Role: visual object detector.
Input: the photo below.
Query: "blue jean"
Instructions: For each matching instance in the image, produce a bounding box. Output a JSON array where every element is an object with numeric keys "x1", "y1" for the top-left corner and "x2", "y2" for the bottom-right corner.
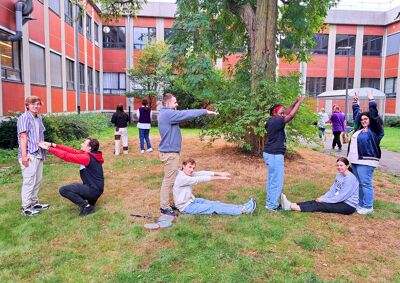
[
  {"x1": 182, "y1": 198, "x2": 243, "y2": 215},
  {"x1": 352, "y1": 164, "x2": 375, "y2": 209},
  {"x1": 263, "y1": 152, "x2": 284, "y2": 210},
  {"x1": 138, "y1": 128, "x2": 152, "y2": 150}
]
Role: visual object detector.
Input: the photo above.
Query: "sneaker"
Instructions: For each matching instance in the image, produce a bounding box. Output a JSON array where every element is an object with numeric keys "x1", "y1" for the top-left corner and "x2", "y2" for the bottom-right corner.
[
  {"x1": 79, "y1": 205, "x2": 95, "y2": 217},
  {"x1": 160, "y1": 207, "x2": 177, "y2": 217},
  {"x1": 146, "y1": 148, "x2": 153, "y2": 152},
  {"x1": 266, "y1": 205, "x2": 282, "y2": 212},
  {"x1": 140, "y1": 150, "x2": 145, "y2": 154},
  {"x1": 245, "y1": 198, "x2": 257, "y2": 215},
  {"x1": 280, "y1": 194, "x2": 292, "y2": 211},
  {"x1": 357, "y1": 207, "x2": 374, "y2": 215},
  {"x1": 32, "y1": 203, "x2": 50, "y2": 210},
  {"x1": 21, "y1": 207, "x2": 40, "y2": 216}
]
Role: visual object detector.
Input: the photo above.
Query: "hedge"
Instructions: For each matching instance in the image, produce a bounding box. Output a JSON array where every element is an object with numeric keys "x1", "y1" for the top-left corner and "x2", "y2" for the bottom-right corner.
[
  {"x1": 384, "y1": 116, "x2": 400, "y2": 128},
  {"x1": 0, "y1": 113, "x2": 111, "y2": 149}
]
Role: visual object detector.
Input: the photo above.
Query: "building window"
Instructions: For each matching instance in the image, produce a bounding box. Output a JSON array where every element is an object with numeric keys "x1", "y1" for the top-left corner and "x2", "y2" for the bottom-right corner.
[
  {"x1": 87, "y1": 67, "x2": 93, "y2": 92},
  {"x1": 386, "y1": 32, "x2": 400, "y2": 56},
  {"x1": 103, "y1": 26, "x2": 126, "y2": 49},
  {"x1": 311, "y1": 34, "x2": 329, "y2": 55},
  {"x1": 29, "y1": 43, "x2": 46, "y2": 85},
  {"x1": 362, "y1": 35, "x2": 382, "y2": 56},
  {"x1": 66, "y1": 58, "x2": 74, "y2": 90},
  {"x1": 79, "y1": 63, "x2": 85, "y2": 91},
  {"x1": 360, "y1": 78, "x2": 380, "y2": 89},
  {"x1": 306, "y1": 77, "x2": 326, "y2": 97},
  {"x1": 134, "y1": 27, "x2": 156, "y2": 50},
  {"x1": 64, "y1": 0, "x2": 73, "y2": 25},
  {"x1": 0, "y1": 31, "x2": 21, "y2": 81},
  {"x1": 333, "y1": 78, "x2": 354, "y2": 90},
  {"x1": 335, "y1": 35, "x2": 356, "y2": 56},
  {"x1": 95, "y1": 70, "x2": 100, "y2": 93},
  {"x1": 164, "y1": 28, "x2": 173, "y2": 41},
  {"x1": 86, "y1": 14, "x2": 92, "y2": 41},
  {"x1": 50, "y1": 52, "x2": 62, "y2": 87},
  {"x1": 78, "y1": 7, "x2": 83, "y2": 34},
  {"x1": 103, "y1": 72, "x2": 126, "y2": 94},
  {"x1": 94, "y1": 22, "x2": 99, "y2": 44},
  {"x1": 49, "y1": 0, "x2": 60, "y2": 15},
  {"x1": 385, "y1": 77, "x2": 397, "y2": 98}
]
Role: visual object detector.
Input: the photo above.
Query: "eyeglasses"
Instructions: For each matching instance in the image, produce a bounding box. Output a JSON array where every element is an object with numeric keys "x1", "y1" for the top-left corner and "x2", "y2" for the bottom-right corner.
[{"x1": 360, "y1": 118, "x2": 369, "y2": 121}]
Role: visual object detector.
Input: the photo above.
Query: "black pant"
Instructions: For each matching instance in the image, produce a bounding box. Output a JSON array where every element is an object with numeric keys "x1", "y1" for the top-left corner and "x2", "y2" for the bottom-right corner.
[
  {"x1": 59, "y1": 183, "x2": 103, "y2": 208},
  {"x1": 298, "y1": 201, "x2": 356, "y2": 215},
  {"x1": 332, "y1": 131, "x2": 342, "y2": 149}
]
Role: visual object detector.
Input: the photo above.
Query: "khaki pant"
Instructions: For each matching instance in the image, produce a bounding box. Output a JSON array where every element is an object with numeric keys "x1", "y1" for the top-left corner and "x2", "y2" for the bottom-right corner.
[
  {"x1": 159, "y1": 152, "x2": 180, "y2": 209},
  {"x1": 19, "y1": 155, "x2": 43, "y2": 209}
]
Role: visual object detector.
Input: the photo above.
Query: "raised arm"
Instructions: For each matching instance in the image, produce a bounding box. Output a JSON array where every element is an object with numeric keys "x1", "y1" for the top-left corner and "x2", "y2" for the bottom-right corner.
[
  {"x1": 284, "y1": 96, "x2": 306, "y2": 123},
  {"x1": 367, "y1": 90, "x2": 384, "y2": 139},
  {"x1": 284, "y1": 97, "x2": 300, "y2": 116}
]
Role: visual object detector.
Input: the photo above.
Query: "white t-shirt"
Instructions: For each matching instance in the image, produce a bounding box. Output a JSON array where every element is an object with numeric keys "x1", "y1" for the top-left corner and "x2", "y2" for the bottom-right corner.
[{"x1": 348, "y1": 130, "x2": 379, "y2": 167}]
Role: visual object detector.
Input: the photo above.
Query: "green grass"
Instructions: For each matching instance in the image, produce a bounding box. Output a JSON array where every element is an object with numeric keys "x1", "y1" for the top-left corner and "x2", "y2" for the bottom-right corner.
[{"x1": 381, "y1": 127, "x2": 400, "y2": 152}]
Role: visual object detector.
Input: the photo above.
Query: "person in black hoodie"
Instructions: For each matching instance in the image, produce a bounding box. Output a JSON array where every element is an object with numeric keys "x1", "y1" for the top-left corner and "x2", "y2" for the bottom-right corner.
[
  {"x1": 111, "y1": 104, "x2": 129, "y2": 155},
  {"x1": 39, "y1": 138, "x2": 104, "y2": 216}
]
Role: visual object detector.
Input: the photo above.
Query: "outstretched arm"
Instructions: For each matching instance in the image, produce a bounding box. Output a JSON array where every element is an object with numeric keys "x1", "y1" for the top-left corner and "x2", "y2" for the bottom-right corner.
[
  {"x1": 284, "y1": 97, "x2": 300, "y2": 116},
  {"x1": 39, "y1": 142, "x2": 90, "y2": 166},
  {"x1": 284, "y1": 96, "x2": 306, "y2": 123}
]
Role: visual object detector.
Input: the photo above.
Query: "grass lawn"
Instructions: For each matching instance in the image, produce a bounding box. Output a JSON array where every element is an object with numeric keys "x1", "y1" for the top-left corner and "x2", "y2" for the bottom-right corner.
[
  {"x1": 1, "y1": 126, "x2": 400, "y2": 282},
  {"x1": 381, "y1": 127, "x2": 400, "y2": 152}
]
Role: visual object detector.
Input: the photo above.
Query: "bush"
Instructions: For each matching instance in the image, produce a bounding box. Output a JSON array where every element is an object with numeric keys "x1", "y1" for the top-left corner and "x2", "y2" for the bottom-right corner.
[
  {"x1": 384, "y1": 116, "x2": 400, "y2": 127},
  {"x1": 0, "y1": 113, "x2": 111, "y2": 149}
]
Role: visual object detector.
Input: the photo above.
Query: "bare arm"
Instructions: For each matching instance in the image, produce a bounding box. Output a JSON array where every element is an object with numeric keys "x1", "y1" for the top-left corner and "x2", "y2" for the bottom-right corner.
[
  {"x1": 20, "y1": 132, "x2": 29, "y2": 167},
  {"x1": 284, "y1": 96, "x2": 306, "y2": 123},
  {"x1": 284, "y1": 97, "x2": 300, "y2": 116}
]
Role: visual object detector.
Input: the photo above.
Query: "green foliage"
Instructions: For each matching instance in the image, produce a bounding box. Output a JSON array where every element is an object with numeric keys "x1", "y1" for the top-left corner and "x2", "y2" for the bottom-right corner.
[
  {"x1": 0, "y1": 113, "x2": 111, "y2": 150},
  {"x1": 126, "y1": 41, "x2": 173, "y2": 109},
  {"x1": 384, "y1": 116, "x2": 400, "y2": 127}
]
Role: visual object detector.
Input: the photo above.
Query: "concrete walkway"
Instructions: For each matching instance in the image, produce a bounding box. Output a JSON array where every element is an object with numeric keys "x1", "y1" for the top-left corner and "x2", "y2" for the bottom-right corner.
[{"x1": 322, "y1": 136, "x2": 400, "y2": 176}]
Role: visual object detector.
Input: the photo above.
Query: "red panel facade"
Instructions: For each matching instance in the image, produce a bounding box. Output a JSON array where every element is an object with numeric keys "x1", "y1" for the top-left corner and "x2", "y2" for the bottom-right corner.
[
  {"x1": 361, "y1": 57, "x2": 382, "y2": 78},
  {"x1": 29, "y1": 0, "x2": 45, "y2": 44},
  {"x1": 164, "y1": 18, "x2": 175, "y2": 29},
  {"x1": 80, "y1": 93, "x2": 87, "y2": 111},
  {"x1": 88, "y1": 93, "x2": 94, "y2": 110},
  {"x1": 0, "y1": 1, "x2": 16, "y2": 30},
  {"x1": 30, "y1": 85, "x2": 47, "y2": 113},
  {"x1": 385, "y1": 55, "x2": 399, "y2": 78},
  {"x1": 133, "y1": 17, "x2": 156, "y2": 27},
  {"x1": 385, "y1": 99, "x2": 396, "y2": 114},
  {"x1": 336, "y1": 25, "x2": 357, "y2": 35},
  {"x1": 387, "y1": 22, "x2": 400, "y2": 35},
  {"x1": 334, "y1": 56, "x2": 355, "y2": 78},
  {"x1": 49, "y1": 11, "x2": 61, "y2": 52},
  {"x1": 87, "y1": 41, "x2": 93, "y2": 67},
  {"x1": 67, "y1": 91, "x2": 76, "y2": 112},
  {"x1": 96, "y1": 95, "x2": 101, "y2": 110},
  {"x1": 103, "y1": 50, "x2": 126, "y2": 72},
  {"x1": 307, "y1": 55, "x2": 328, "y2": 77},
  {"x1": 64, "y1": 22, "x2": 75, "y2": 59},
  {"x1": 279, "y1": 60, "x2": 300, "y2": 76},
  {"x1": 2, "y1": 82, "x2": 25, "y2": 114},
  {"x1": 103, "y1": 95, "x2": 126, "y2": 110},
  {"x1": 51, "y1": 88, "x2": 63, "y2": 112},
  {"x1": 364, "y1": 26, "x2": 384, "y2": 36}
]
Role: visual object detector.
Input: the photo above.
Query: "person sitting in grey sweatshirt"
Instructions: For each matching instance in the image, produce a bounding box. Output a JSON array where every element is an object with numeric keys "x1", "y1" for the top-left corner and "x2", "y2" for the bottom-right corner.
[
  {"x1": 173, "y1": 159, "x2": 256, "y2": 215},
  {"x1": 280, "y1": 157, "x2": 359, "y2": 215}
]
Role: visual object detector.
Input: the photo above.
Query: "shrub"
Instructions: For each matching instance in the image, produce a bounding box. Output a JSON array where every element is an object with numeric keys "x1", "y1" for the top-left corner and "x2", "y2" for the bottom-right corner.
[
  {"x1": 384, "y1": 116, "x2": 400, "y2": 127},
  {"x1": 0, "y1": 113, "x2": 111, "y2": 149}
]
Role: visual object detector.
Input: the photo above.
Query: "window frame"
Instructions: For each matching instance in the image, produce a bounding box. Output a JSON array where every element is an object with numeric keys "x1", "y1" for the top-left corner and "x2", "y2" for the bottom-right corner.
[
  {"x1": 311, "y1": 34, "x2": 329, "y2": 55},
  {"x1": 86, "y1": 14, "x2": 92, "y2": 41},
  {"x1": 103, "y1": 72, "x2": 126, "y2": 94},
  {"x1": 0, "y1": 30, "x2": 22, "y2": 82},
  {"x1": 384, "y1": 77, "x2": 397, "y2": 98},
  {"x1": 133, "y1": 27, "x2": 156, "y2": 50},
  {"x1": 66, "y1": 58, "x2": 75, "y2": 90},
  {"x1": 29, "y1": 43, "x2": 46, "y2": 86},
  {"x1": 50, "y1": 52, "x2": 62, "y2": 87},
  {"x1": 87, "y1": 66, "x2": 93, "y2": 93},
  {"x1": 49, "y1": 0, "x2": 61, "y2": 15},
  {"x1": 64, "y1": 0, "x2": 73, "y2": 25},
  {"x1": 335, "y1": 34, "x2": 356, "y2": 56},
  {"x1": 94, "y1": 22, "x2": 99, "y2": 44},
  {"x1": 386, "y1": 32, "x2": 400, "y2": 56},
  {"x1": 360, "y1": 78, "x2": 380, "y2": 89},
  {"x1": 103, "y1": 26, "x2": 126, "y2": 49},
  {"x1": 78, "y1": 7, "x2": 84, "y2": 34},
  {"x1": 362, "y1": 35, "x2": 382, "y2": 56},
  {"x1": 333, "y1": 78, "x2": 354, "y2": 90},
  {"x1": 306, "y1": 77, "x2": 326, "y2": 97},
  {"x1": 79, "y1": 63, "x2": 85, "y2": 91},
  {"x1": 95, "y1": 70, "x2": 100, "y2": 93}
]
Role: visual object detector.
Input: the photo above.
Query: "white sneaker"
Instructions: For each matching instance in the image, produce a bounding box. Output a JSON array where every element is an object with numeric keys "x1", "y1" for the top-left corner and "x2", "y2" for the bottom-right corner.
[
  {"x1": 146, "y1": 148, "x2": 153, "y2": 152},
  {"x1": 140, "y1": 150, "x2": 145, "y2": 154},
  {"x1": 21, "y1": 207, "x2": 40, "y2": 216},
  {"x1": 357, "y1": 207, "x2": 374, "y2": 215},
  {"x1": 280, "y1": 193, "x2": 292, "y2": 211}
]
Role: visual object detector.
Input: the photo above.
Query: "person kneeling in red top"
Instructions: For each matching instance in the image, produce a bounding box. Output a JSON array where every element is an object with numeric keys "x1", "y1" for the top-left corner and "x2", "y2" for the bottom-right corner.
[{"x1": 39, "y1": 138, "x2": 104, "y2": 217}]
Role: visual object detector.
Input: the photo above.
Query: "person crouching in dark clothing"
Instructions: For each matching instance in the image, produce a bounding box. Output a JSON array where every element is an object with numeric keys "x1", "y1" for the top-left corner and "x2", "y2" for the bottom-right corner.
[{"x1": 39, "y1": 138, "x2": 104, "y2": 216}]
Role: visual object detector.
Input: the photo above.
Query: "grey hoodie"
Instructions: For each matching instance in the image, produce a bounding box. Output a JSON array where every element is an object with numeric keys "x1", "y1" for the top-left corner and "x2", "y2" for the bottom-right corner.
[{"x1": 322, "y1": 172, "x2": 359, "y2": 208}]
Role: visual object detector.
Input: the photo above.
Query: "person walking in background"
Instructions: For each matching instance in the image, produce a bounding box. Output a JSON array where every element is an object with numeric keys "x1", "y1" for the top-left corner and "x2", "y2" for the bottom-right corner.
[
  {"x1": 330, "y1": 105, "x2": 346, "y2": 151},
  {"x1": 280, "y1": 157, "x2": 359, "y2": 215},
  {"x1": 136, "y1": 99, "x2": 153, "y2": 154},
  {"x1": 347, "y1": 90, "x2": 384, "y2": 215},
  {"x1": 317, "y1": 108, "x2": 329, "y2": 140},
  {"x1": 263, "y1": 96, "x2": 306, "y2": 211},
  {"x1": 158, "y1": 93, "x2": 218, "y2": 216},
  {"x1": 173, "y1": 159, "x2": 256, "y2": 215},
  {"x1": 17, "y1": 96, "x2": 50, "y2": 216},
  {"x1": 38, "y1": 138, "x2": 104, "y2": 217},
  {"x1": 111, "y1": 104, "x2": 129, "y2": 155}
]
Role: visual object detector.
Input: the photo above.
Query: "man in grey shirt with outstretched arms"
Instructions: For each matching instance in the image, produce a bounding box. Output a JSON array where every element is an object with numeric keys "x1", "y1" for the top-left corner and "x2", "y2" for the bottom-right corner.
[{"x1": 158, "y1": 93, "x2": 218, "y2": 216}]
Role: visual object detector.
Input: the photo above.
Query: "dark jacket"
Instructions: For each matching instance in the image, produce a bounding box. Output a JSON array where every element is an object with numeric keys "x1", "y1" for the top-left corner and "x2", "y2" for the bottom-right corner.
[
  {"x1": 347, "y1": 100, "x2": 384, "y2": 161},
  {"x1": 49, "y1": 144, "x2": 105, "y2": 191},
  {"x1": 111, "y1": 112, "x2": 129, "y2": 128},
  {"x1": 138, "y1": 107, "x2": 151, "y2": 124}
]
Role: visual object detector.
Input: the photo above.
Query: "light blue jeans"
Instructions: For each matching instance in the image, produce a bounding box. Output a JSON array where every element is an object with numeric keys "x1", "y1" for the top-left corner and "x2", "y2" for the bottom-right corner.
[
  {"x1": 182, "y1": 198, "x2": 243, "y2": 215},
  {"x1": 352, "y1": 164, "x2": 375, "y2": 209},
  {"x1": 138, "y1": 128, "x2": 152, "y2": 150},
  {"x1": 263, "y1": 152, "x2": 284, "y2": 210}
]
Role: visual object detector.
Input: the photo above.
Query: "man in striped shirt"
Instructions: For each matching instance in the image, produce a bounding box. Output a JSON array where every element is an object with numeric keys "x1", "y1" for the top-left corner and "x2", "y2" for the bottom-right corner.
[{"x1": 17, "y1": 96, "x2": 50, "y2": 216}]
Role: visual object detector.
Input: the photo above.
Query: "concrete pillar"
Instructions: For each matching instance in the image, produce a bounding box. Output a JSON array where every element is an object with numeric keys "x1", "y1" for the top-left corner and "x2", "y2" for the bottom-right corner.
[
  {"x1": 353, "y1": 26, "x2": 364, "y2": 89},
  {"x1": 156, "y1": 18, "x2": 164, "y2": 41},
  {"x1": 43, "y1": 0, "x2": 52, "y2": 113},
  {"x1": 60, "y1": 0, "x2": 67, "y2": 112},
  {"x1": 22, "y1": 17, "x2": 31, "y2": 98},
  {"x1": 326, "y1": 25, "x2": 336, "y2": 91},
  {"x1": 380, "y1": 28, "x2": 387, "y2": 92}
]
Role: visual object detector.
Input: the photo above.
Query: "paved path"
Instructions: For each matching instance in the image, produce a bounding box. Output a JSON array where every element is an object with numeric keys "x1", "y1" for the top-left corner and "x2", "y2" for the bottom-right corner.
[{"x1": 322, "y1": 135, "x2": 400, "y2": 176}]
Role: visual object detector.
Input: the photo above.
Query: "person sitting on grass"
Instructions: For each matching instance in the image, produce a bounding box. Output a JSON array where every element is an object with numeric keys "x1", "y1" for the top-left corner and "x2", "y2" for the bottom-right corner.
[
  {"x1": 280, "y1": 157, "x2": 359, "y2": 215},
  {"x1": 38, "y1": 138, "x2": 104, "y2": 217},
  {"x1": 173, "y1": 159, "x2": 256, "y2": 215}
]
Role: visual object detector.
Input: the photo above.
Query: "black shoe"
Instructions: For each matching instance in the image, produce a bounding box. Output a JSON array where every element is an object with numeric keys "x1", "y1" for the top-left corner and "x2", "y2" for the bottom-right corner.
[
  {"x1": 160, "y1": 207, "x2": 177, "y2": 217},
  {"x1": 80, "y1": 205, "x2": 95, "y2": 217}
]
